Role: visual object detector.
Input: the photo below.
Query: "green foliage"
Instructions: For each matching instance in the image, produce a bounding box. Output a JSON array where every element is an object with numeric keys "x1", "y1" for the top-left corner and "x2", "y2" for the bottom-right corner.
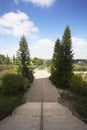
[
  {"x1": 50, "y1": 26, "x2": 73, "y2": 88},
  {"x1": 13, "y1": 55, "x2": 16, "y2": 65},
  {"x1": 3, "y1": 54, "x2": 10, "y2": 64},
  {"x1": 44, "y1": 60, "x2": 51, "y2": 68},
  {"x1": 1, "y1": 73, "x2": 25, "y2": 95},
  {"x1": 61, "y1": 25, "x2": 73, "y2": 88},
  {"x1": 0, "y1": 92, "x2": 24, "y2": 120},
  {"x1": 16, "y1": 35, "x2": 34, "y2": 82},
  {"x1": 0, "y1": 54, "x2": 5, "y2": 64},
  {"x1": 50, "y1": 39, "x2": 61, "y2": 84},
  {"x1": 70, "y1": 74, "x2": 87, "y2": 96},
  {"x1": 16, "y1": 35, "x2": 30, "y2": 66},
  {"x1": 31, "y1": 57, "x2": 44, "y2": 68},
  {"x1": 24, "y1": 77, "x2": 31, "y2": 90}
]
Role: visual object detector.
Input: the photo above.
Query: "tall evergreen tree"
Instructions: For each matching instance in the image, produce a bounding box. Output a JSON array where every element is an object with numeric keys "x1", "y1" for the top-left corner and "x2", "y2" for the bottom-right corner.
[
  {"x1": 61, "y1": 25, "x2": 73, "y2": 88},
  {"x1": 16, "y1": 35, "x2": 33, "y2": 82},
  {"x1": 13, "y1": 55, "x2": 16, "y2": 65},
  {"x1": 50, "y1": 39, "x2": 61, "y2": 84},
  {"x1": 50, "y1": 26, "x2": 73, "y2": 88},
  {"x1": 17, "y1": 35, "x2": 30, "y2": 66}
]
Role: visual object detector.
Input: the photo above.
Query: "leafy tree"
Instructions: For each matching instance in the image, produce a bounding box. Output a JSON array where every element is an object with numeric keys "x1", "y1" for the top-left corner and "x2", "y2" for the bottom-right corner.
[
  {"x1": 32, "y1": 57, "x2": 44, "y2": 67},
  {"x1": 16, "y1": 35, "x2": 33, "y2": 82}
]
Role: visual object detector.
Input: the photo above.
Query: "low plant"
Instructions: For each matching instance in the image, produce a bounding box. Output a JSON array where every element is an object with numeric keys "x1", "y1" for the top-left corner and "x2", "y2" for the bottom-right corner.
[
  {"x1": 0, "y1": 92, "x2": 24, "y2": 120},
  {"x1": 70, "y1": 74, "x2": 87, "y2": 96},
  {"x1": 1, "y1": 73, "x2": 25, "y2": 95}
]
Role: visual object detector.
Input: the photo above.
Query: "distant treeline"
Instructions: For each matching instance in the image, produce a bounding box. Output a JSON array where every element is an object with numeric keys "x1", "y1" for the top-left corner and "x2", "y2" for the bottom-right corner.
[{"x1": 74, "y1": 59, "x2": 87, "y2": 64}]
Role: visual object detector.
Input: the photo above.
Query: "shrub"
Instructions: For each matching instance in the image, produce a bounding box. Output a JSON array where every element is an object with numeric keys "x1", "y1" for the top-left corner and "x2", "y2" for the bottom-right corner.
[
  {"x1": 24, "y1": 77, "x2": 30, "y2": 90},
  {"x1": 1, "y1": 73, "x2": 25, "y2": 95},
  {"x1": 17, "y1": 65, "x2": 34, "y2": 83},
  {"x1": 70, "y1": 74, "x2": 87, "y2": 96},
  {"x1": 0, "y1": 93, "x2": 24, "y2": 120}
]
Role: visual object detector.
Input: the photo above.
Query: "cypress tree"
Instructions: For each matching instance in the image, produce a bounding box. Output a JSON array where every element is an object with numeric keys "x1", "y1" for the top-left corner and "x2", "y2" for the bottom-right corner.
[
  {"x1": 50, "y1": 26, "x2": 73, "y2": 88},
  {"x1": 61, "y1": 25, "x2": 73, "y2": 88},
  {"x1": 16, "y1": 35, "x2": 33, "y2": 82},
  {"x1": 50, "y1": 39, "x2": 61, "y2": 84},
  {"x1": 13, "y1": 55, "x2": 16, "y2": 65}
]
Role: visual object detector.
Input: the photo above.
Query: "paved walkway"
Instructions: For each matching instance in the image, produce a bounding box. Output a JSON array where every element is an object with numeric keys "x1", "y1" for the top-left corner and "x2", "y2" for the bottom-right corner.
[
  {"x1": 26, "y1": 70, "x2": 58, "y2": 102},
  {"x1": 0, "y1": 70, "x2": 87, "y2": 130}
]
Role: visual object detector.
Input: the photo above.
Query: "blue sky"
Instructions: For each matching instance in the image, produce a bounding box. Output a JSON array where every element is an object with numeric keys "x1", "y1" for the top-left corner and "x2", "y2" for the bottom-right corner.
[{"x1": 0, "y1": 0, "x2": 87, "y2": 59}]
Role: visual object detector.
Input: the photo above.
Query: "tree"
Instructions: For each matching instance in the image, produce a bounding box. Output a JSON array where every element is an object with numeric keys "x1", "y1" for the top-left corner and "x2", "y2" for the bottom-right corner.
[
  {"x1": 32, "y1": 57, "x2": 44, "y2": 67},
  {"x1": 50, "y1": 39, "x2": 61, "y2": 84},
  {"x1": 0, "y1": 54, "x2": 5, "y2": 64},
  {"x1": 16, "y1": 35, "x2": 33, "y2": 82},
  {"x1": 61, "y1": 25, "x2": 73, "y2": 88},
  {"x1": 13, "y1": 55, "x2": 16, "y2": 65},
  {"x1": 50, "y1": 26, "x2": 73, "y2": 88},
  {"x1": 4, "y1": 54, "x2": 10, "y2": 64},
  {"x1": 17, "y1": 35, "x2": 30, "y2": 66}
]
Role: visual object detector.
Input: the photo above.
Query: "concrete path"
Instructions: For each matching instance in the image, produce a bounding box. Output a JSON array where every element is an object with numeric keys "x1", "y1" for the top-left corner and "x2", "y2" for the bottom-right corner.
[
  {"x1": 0, "y1": 103, "x2": 41, "y2": 130},
  {"x1": 0, "y1": 70, "x2": 87, "y2": 130},
  {"x1": 43, "y1": 103, "x2": 87, "y2": 130},
  {"x1": 26, "y1": 70, "x2": 58, "y2": 102}
]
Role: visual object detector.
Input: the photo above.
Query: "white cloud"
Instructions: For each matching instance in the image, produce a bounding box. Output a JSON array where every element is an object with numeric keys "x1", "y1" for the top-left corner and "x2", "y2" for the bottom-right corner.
[
  {"x1": 0, "y1": 46, "x2": 18, "y2": 57},
  {"x1": 15, "y1": 0, "x2": 56, "y2": 7},
  {"x1": 72, "y1": 37, "x2": 87, "y2": 48},
  {"x1": 30, "y1": 38, "x2": 54, "y2": 58},
  {"x1": 72, "y1": 36, "x2": 87, "y2": 59},
  {"x1": 35, "y1": 38, "x2": 53, "y2": 46},
  {"x1": 0, "y1": 11, "x2": 39, "y2": 37}
]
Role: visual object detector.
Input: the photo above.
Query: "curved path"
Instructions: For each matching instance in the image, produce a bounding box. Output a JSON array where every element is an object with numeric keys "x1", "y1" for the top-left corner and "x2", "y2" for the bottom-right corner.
[{"x1": 0, "y1": 70, "x2": 87, "y2": 130}]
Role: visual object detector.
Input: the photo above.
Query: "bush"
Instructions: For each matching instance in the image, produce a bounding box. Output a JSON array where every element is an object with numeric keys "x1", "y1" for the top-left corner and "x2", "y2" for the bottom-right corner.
[
  {"x1": 70, "y1": 74, "x2": 87, "y2": 96},
  {"x1": 24, "y1": 77, "x2": 31, "y2": 90},
  {"x1": 0, "y1": 93, "x2": 24, "y2": 120},
  {"x1": 17, "y1": 65, "x2": 34, "y2": 83},
  {"x1": 1, "y1": 73, "x2": 25, "y2": 95},
  {"x1": 73, "y1": 97, "x2": 87, "y2": 123}
]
